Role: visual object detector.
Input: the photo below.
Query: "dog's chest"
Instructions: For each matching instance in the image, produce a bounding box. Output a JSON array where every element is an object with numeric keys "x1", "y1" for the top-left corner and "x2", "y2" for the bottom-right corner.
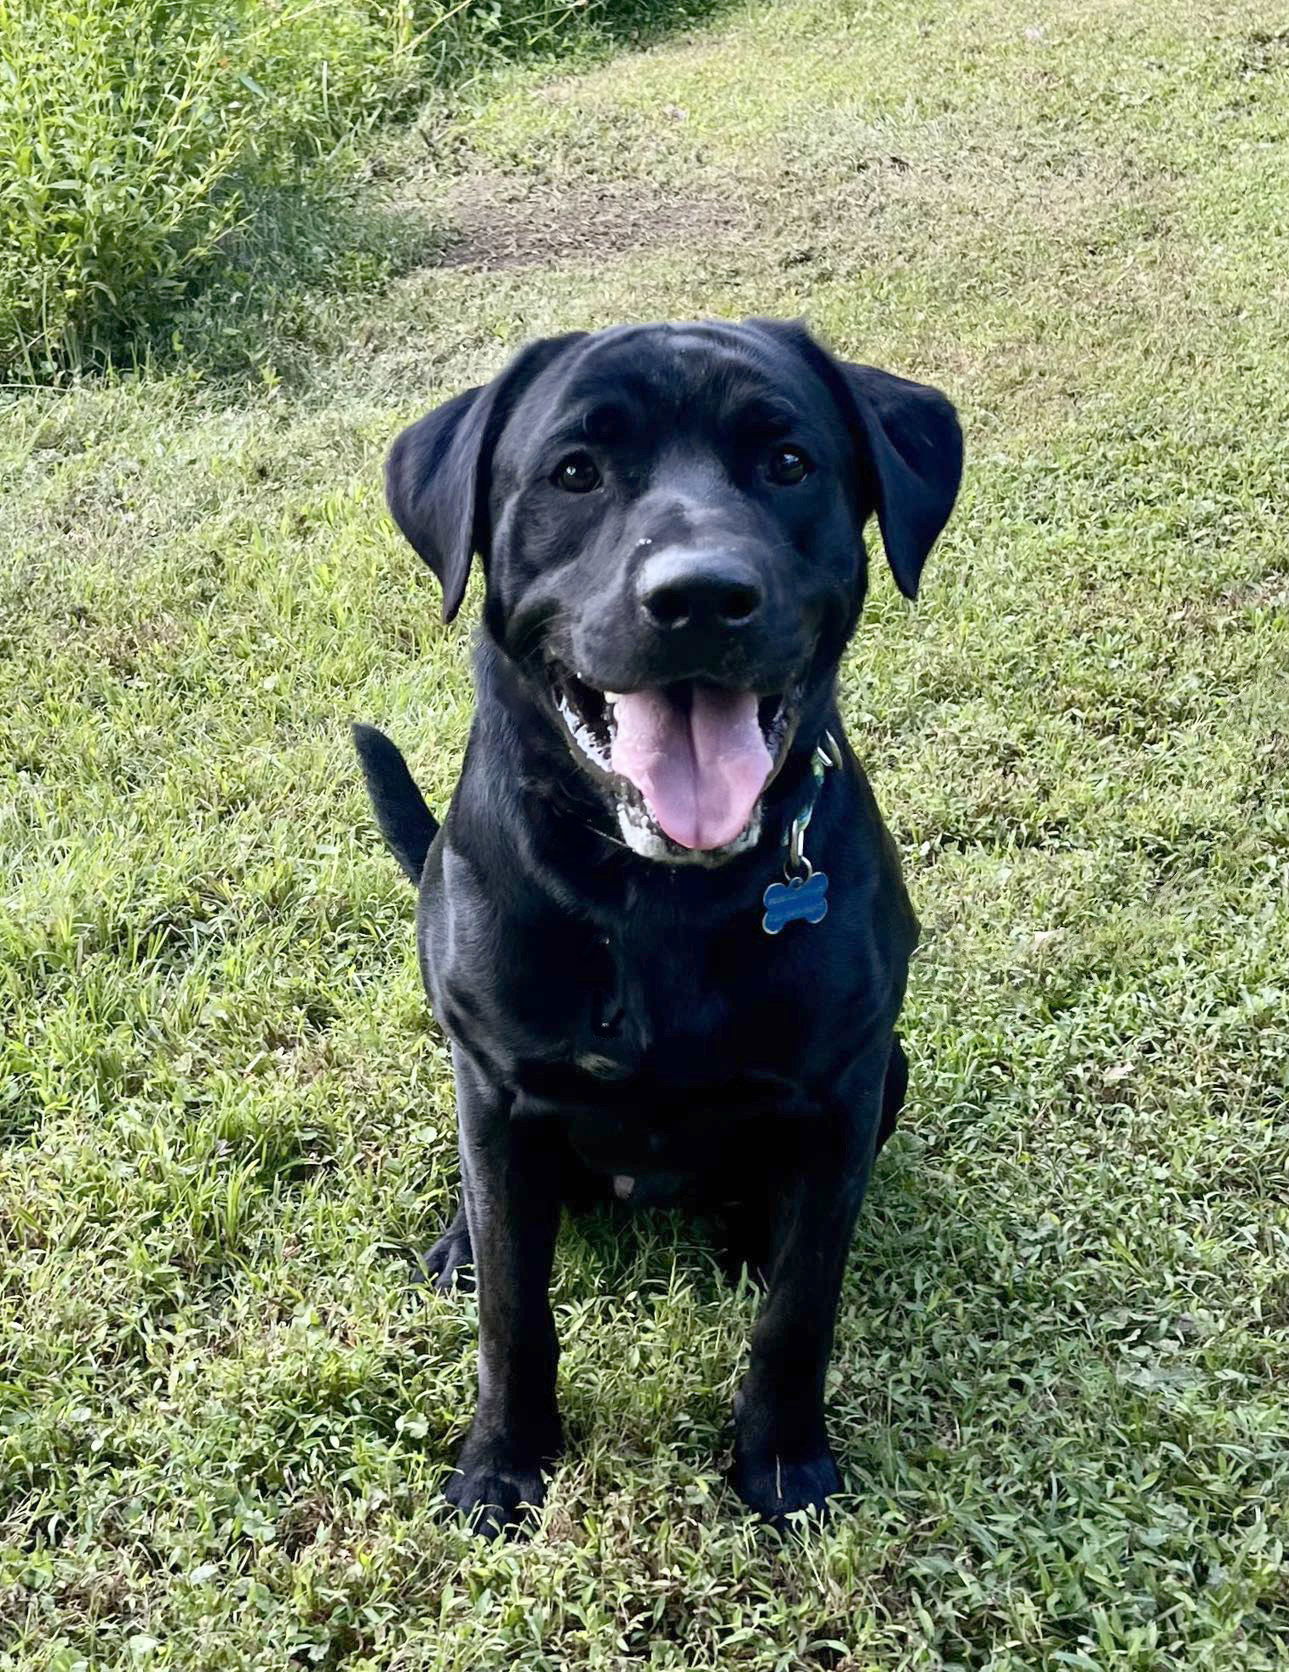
[
  {"x1": 575, "y1": 912, "x2": 798, "y2": 1077},
  {"x1": 430, "y1": 845, "x2": 883, "y2": 1099},
  {"x1": 507, "y1": 903, "x2": 831, "y2": 1115}
]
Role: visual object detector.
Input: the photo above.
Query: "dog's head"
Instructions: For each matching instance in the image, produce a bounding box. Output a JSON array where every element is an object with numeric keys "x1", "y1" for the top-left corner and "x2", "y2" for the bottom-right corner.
[{"x1": 386, "y1": 319, "x2": 962, "y2": 862}]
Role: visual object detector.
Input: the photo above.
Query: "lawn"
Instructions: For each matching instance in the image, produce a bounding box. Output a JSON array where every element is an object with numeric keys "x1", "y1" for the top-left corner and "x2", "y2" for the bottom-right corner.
[{"x1": 2, "y1": 0, "x2": 1288, "y2": 1666}]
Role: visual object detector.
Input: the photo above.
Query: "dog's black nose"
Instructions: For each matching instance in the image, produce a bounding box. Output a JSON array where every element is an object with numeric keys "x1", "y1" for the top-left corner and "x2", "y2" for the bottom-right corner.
[{"x1": 638, "y1": 550, "x2": 764, "y2": 631}]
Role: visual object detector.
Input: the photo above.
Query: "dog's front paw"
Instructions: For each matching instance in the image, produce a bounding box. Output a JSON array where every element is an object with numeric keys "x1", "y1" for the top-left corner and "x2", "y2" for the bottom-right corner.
[
  {"x1": 444, "y1": 1437, "x2": 550, "y2": 1538},
  {"x1": 731, "y1": 1444, "x2": 842, "y2": 1529}
]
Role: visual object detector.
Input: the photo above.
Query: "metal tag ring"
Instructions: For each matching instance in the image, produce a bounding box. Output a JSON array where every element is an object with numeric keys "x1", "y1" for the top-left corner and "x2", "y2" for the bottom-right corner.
[{"x1": 787, "y1": 816, "x2": 813, "y2": 880}]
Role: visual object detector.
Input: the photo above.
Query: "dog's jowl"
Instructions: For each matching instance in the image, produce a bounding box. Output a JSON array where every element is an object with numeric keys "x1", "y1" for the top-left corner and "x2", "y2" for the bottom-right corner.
[{"x1": 355, "y1": 319, "x2": 962, "y2": 1534}]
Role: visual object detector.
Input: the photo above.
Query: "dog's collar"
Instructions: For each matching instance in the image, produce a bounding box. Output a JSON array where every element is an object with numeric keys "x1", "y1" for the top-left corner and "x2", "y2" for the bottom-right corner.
[{"x1": 761, "y1": 731, "x2": 841, "y2": 934}]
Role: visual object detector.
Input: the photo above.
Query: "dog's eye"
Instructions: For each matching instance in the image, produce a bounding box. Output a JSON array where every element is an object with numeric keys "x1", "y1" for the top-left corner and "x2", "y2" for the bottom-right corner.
[
  {"x1": 765, "y1": 445, "x2": 813, "y2": 486},
  {"x1": 552, "y1": 452, "x2": 601, "y2": 493}
]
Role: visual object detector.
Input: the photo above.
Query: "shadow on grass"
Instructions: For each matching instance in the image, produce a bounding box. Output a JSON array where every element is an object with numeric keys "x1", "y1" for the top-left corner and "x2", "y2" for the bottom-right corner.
[
  {"x1": 144, "y1": 179, "x2": 444, "y2": 384},
  {"x1": 584, "y1": 0, "x2": 743, "y2": 49},
  {"x1": 554, "y1": 1134, "x2": 961, "y2": 1305},
  {"x1": 547, "y1": 1142, "x2": 975, "y2": 1474}
]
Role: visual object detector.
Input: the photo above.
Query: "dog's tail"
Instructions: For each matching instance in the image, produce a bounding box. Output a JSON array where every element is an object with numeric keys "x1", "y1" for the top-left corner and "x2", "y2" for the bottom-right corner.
[{"x1": 351, "y1": 723, "x2": 439, "y2": 884}]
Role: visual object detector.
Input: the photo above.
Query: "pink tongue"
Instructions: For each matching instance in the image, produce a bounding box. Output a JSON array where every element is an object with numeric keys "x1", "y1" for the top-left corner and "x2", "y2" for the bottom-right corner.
[{"x1": 609, "y1": 686, "x2": 773, "y2": 850}]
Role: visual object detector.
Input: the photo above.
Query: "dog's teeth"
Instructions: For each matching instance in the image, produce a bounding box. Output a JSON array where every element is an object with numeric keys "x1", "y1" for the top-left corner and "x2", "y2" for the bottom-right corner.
[{"x1": 604, "y1": 692, "x2": 621, "y2": 704}]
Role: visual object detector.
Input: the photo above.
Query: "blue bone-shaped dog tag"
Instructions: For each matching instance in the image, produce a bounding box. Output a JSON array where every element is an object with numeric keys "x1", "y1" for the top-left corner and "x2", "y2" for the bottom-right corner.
[{"x1": 762, "y1": 871, "x2": 829, "y2": 934}]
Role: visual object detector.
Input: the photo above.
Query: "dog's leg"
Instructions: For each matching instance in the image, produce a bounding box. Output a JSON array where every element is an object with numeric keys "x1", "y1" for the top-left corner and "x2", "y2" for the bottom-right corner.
[
  {"x1": 716, "y1": 1178, "x2": 775, "y2": 1288},
  {"x1": 730, "y1": 1039, "x2": 891, "y2": 1526},
  {"x1": 443, "y1": 1048, "x2": 562, "y2": 1537},
  {"x1": 722, "y1": 1036, "x2": 905, "y2": 1290},
  {"x1": 876, "y1": 1033, "x2": 908, "y2": 1154}
]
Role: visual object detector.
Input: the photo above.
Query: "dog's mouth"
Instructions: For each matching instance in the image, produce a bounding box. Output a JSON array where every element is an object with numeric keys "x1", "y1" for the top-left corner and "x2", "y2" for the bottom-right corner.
[{"x1": 552, "y1": 670, "x2": 797, "y2": 857}]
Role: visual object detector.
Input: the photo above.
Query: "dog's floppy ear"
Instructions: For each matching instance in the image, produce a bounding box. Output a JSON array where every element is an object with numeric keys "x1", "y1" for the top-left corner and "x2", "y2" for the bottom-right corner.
[
  {"x1": 748, "y1": 320, "x2": 963, "y2": 599},
  {"x1": 386, "y1": 384, "x2": 483, "y2": 622},
  {"x1": 836, "y1": 360, "x2": 963, "y2": 599},
  {"x1": 385, "y1": 333, "x2": 585, "y2": 622}
]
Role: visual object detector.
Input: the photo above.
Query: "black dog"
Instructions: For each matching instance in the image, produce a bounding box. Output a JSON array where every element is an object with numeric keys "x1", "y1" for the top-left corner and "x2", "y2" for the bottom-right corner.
[{"x1": 354, "y1": 319, "x2": 961, "y2": 1534}]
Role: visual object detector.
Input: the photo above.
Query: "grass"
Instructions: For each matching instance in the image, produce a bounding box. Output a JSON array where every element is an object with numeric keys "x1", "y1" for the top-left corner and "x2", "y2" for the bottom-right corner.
[
  {"x1": 2, "y1": 0, "x2": 1288, "y2": 1665},
  {"x1": 0, "y1": 0, "x2": 726, "y2": 382}
]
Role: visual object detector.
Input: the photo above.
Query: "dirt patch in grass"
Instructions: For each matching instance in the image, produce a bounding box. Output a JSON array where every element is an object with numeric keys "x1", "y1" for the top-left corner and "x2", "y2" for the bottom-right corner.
[
  {"x1": 1239, "y1": 29, "x2": 1289, "y2": 74},
  {"x1": 434, "y1": 170, "x2": 749, "y2": 270}
]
